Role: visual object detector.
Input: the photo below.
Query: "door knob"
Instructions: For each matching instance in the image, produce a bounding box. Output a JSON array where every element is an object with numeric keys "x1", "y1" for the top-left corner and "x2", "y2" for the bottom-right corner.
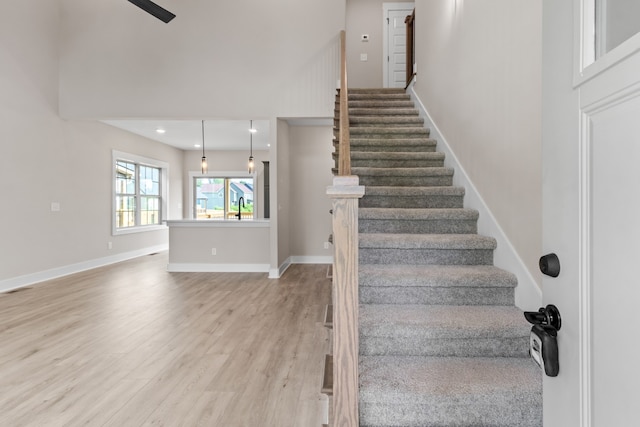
[{"x1": 539, "y1": 253, "x2": 560, "y2": 277}]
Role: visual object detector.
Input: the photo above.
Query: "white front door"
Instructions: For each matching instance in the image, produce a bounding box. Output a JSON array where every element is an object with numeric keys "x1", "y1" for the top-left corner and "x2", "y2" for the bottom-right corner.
[
  {"x1": 543, "y1": 0, "x2": 640, "y2": 425},
  {"x1": 383, "y1": 3, "x2": 414, "y2": 88}
]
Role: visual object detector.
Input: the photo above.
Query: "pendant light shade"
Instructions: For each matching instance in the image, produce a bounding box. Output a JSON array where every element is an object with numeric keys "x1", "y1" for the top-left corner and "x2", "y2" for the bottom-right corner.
[
  {"x1": 201, "y1": 120, "x2": 208, "y2": 174},
  {"x1": 248, "y1": 120, "x2": 255, "y2": 174}
]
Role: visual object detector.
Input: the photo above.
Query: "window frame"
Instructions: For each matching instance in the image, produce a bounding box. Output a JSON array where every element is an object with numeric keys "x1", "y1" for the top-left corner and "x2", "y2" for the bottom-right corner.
[
  {"x1": 112, "y1": 150, "x2": 169, "y2": 235},
  {"x1": 188, "y1": 171, "x2": 257, "y2": 220}
]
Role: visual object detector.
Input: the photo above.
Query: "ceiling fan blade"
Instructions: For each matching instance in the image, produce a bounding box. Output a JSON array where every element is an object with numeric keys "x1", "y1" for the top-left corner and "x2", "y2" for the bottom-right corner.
[{"x1": 127, "y1": 0, "x2": 176, "y2": 23}]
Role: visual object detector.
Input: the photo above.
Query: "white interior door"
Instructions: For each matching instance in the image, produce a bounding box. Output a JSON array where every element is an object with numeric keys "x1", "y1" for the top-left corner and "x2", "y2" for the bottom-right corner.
[
  {"x1": 383, "y1": 3, "x2": 414, "y2": 88},
  {"x1": 542, "y1": 0, "x2": 640, "y2": 425}
]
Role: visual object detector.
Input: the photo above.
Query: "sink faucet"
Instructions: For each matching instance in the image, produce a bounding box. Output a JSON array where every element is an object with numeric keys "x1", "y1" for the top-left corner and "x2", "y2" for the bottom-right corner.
[{"x1": 235, "y1": 197, "x2": 245, "y2": 220}]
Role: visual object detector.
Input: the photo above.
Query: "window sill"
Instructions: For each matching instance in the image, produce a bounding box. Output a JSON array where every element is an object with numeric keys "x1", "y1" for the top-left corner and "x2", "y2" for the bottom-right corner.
[{"x1": 113, "y1": 224, "x2": 168, "y2": 236}]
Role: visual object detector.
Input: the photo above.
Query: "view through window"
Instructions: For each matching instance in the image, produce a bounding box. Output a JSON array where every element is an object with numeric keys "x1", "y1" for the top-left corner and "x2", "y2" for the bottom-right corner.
[
  {"x1": 194, "y1": 177, "x2": 254, "y2": 220},
  {"x1": 115, "y1": 160, "x2": 162, "y2": 229}
]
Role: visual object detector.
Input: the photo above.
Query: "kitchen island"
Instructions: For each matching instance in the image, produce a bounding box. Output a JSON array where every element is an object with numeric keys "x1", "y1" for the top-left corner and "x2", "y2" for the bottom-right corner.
[{"x1": 166, "y1": 219, "x2": 271, "y2": 273}]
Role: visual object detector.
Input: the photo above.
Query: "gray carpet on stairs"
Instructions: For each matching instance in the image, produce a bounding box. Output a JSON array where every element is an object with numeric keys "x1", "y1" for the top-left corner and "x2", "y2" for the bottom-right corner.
[{"x1": 334, "y1": 88, "x2": 542, "y2": 426}]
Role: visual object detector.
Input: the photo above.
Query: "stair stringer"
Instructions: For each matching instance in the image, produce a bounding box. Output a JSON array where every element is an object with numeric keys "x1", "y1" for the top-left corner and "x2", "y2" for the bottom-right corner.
[{"x1": 408, "y1": 82, "x2": 542, "y2": 310}]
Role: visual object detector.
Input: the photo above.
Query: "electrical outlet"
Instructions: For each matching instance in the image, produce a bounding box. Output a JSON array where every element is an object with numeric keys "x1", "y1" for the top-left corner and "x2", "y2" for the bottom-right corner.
[
  {"x1": 211, "y1": 248, "x2": 217, "y2": 255},
  {"x1": 324, "y1": 242, "x2": 330, "y2": 250},
  {"x1": 108, "y1": 242, "x2": 112, "y2": 250}
]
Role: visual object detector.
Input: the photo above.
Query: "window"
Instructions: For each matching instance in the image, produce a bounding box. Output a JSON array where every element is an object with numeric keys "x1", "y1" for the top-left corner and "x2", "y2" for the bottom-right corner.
[
  {"x1": 192, "y1": 175, "x2": 254, "y2": 220},
  {"x1": 113, "y1": 151, "x2": 168, "y2": 234}
]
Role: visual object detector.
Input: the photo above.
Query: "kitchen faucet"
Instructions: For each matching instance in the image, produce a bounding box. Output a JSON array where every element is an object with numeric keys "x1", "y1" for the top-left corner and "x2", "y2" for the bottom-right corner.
[{"x1": 235, "y1": 197, "x2": 245, "y2": 220}]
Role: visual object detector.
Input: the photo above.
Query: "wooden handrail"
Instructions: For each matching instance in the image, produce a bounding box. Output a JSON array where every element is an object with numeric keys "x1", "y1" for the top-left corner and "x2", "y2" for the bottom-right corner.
[
  {"x1": 405, "y1": 10, "x2": 416, "y2": 88},
  {"x1": 338, "y1": 30, "x2": 351, "y2": 176},
  {"x1": 327, "y1": 30, "x2": 362, "y2": 427}
]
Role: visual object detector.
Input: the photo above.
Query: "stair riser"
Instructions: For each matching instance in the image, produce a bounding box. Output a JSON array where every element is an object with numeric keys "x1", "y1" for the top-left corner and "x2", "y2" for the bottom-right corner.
[
  {"x1": 349, "y1": 123, "x2": 424, "y2": 128},
  {"x1": 350, "y1": 159, "x2": 444, "y2": 168},
  {"x1": 359, "y1": 402, "x2": 542, "y2": 427},
  {"x1": 336, "y1": 143, "x2": 437, "y2": 153},
  {"x1": 345, "y1": 101, "x2": 415, "y2": 109},
  {"x1": 347, "y1": 94, "x2": 411, "y2": 101},
  {"x1": 359, "y1": 219, "x2": 477, "y2": 234},
  {"x1": 348, "y1": 130, "x2": 430, "y2": 138},
  {"x1": 348, "y1": 108, "x2": 419, "y2": 116},
  {"x1": 359, "y1": 248, "x2": 494, "y2": 265},
  {"x1": 359, "y1": 176, "x2": 453, "y2": 187},
  {"x1": 360, "y1": 336, "x2": 530, "y2": 358},
  {"x1": 359, "y1": 286, "x2": 514, "y2": 306},
  {"x1": 350, "y1": 119, "x2": 424, "y2": 126},
  {"x1": 359, "y1": 196, "x2": 464, "y2": 209},
  {"x1": 335, "y1": 119, "x2": 425, "y2": 128}
]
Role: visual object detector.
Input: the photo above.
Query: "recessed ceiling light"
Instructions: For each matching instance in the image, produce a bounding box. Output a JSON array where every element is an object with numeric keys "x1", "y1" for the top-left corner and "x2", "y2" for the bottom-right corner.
[
  {"x1": 156, "y1": 128, "x2": 166, "y2": 134},
  {"x1": 249, "y1": 128, "x2": 257, "y2": 133},
  {"x1": 194, "y1": 144, "x2": 201, "y2": 148}
]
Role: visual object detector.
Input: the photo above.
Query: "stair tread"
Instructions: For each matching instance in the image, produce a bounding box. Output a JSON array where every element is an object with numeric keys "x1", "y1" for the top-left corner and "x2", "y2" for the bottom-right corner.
[
  {"x1": 360, "y1": 233, "x2": 497, "y2": 250},
  {"x1": 360, "y1": 305, "x2": 529, "y2": 339},
  {"x1": 359, "y1": 356, "x2": 542, "y2": 426},
  {"x1": 360, "y1": 207, "x2": 478, "y2": 220},
  {"x1": 359, "y1": 264, "x2": 517, "y2": 288}
]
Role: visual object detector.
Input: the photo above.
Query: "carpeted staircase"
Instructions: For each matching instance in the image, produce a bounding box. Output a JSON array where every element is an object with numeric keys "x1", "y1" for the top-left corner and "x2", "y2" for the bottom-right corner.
[{"x1": 333, "y1": 88, "x2": 542, "y2": 426}]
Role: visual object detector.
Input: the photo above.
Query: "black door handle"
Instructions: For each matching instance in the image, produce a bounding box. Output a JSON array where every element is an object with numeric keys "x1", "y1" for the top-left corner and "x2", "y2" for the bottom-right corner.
[
  {"x1": 524, "y1": 305, "x2": 562, "y2": 377},
  {"x1": 524, "y1": 304, "x2": 562, "y2": 331}
]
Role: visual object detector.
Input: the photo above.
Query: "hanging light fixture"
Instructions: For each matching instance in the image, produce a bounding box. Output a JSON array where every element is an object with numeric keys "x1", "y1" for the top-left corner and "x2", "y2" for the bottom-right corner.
[
  {"x1": 201, "y1": 120, "x2": 208, "y2": 174},
  {"x1": 248, "y1": 120, "x2": 255, "y2": 174}
]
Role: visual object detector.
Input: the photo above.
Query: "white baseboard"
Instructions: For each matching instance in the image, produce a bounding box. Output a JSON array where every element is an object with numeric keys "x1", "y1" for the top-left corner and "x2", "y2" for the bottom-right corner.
[
  {"x1": 270, "y1": 257, "x2": 292, "y2": 279},
  {"x1": 268, "y1": 256, "x2": 333, "y2": 279},
  {"x1": 408, "y1": 84, "x2": 542, "y2": 310},
  {"x1": 168, "y1": 263, "x2": 270, "y2": 273},
  {"x1": 0, "y1": 244, "x2": 168, "y2": 294},
  {"x1": 290, "y1": 256, "x2": 333, "y2": 264}
]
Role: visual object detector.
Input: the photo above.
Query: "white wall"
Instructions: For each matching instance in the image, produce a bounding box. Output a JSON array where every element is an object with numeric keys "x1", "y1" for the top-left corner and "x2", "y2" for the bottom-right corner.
[
  {"x1": 346, "y1": 0, "x2": 387, "y2": 88},
  {"x1": 289, "y1": 126, "x2": 335, "y2": 261},
  {"x1": 59, "y1": 0, "x2": 346, "y2": 119},
  {"x1": 0, "y1": 0, "x2": 184, "y2": 289},
  {"x1": 413, "y1": 0, "x2": 543, "y2": 288},
  {"x1": 276, "y1": 120, "x2": 292, "y2": 271}
]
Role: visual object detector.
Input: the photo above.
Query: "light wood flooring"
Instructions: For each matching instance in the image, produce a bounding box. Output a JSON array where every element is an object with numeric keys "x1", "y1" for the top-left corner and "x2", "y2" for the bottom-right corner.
[{"x1": 0, "y1": 253, "x2": 332, "y2": 426}]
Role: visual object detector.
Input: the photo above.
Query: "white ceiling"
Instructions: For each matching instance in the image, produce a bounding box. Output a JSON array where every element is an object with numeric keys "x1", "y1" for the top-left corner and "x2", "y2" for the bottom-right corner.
[{"x1": 102, "y1": 119, "x2": 271, "y2": 151}]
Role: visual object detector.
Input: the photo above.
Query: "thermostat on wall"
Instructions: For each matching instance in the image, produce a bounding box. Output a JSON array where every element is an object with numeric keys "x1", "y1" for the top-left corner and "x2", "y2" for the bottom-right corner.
[{"x1": 361, "y1": 34, "x2": 369, "y2": 42}]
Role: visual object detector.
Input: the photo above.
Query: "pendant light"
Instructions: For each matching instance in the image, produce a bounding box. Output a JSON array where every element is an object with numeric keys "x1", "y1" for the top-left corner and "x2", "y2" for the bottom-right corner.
[
  {"x1": 201, "y1": 120, "x2": 208, "y2": 174},
  {"x1": 248, "y1": 120, "x2": 255, "y2": 174}
]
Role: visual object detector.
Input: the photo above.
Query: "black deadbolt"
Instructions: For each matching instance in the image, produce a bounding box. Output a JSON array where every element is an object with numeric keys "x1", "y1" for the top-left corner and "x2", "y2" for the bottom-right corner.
[{"x1": 539, "y1": 253, "x2": 560, "y2": 277}]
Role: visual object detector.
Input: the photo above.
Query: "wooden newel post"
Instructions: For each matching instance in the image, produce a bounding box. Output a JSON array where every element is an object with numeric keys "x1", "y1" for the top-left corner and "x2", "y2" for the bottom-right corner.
[{"x1": 327, "y1": 176, "x2": 365, "y2": 427}]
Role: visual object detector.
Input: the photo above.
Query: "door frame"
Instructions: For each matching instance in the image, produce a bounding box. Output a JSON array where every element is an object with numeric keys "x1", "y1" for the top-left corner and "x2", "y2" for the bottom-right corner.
[
  {"x1": 571, "y1": 1, "x2": 640, "y2": 425},
  {"x1": 382, "y1": 2, "x2": 415, "y2": 88}
]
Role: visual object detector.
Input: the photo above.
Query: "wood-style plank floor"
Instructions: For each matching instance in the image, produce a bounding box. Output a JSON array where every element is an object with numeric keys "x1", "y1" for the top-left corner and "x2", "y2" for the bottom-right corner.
[{"x1": 0, "y1": 253, "x2": 331, "y2": 426}]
